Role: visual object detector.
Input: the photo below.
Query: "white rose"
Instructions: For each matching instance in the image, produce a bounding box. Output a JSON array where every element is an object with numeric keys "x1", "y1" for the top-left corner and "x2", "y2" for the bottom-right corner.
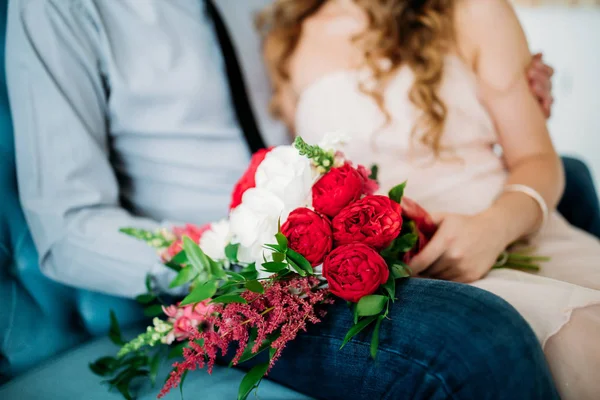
[
  {"x1": 199, "y1": 219, "x2": 230, "y2": 261},
  {"x1": 254, "y1": 146, "x2": 317, "y2": 215},
  {"x1": 229, "y1": 188, "x2": 284, "y2": 267}
]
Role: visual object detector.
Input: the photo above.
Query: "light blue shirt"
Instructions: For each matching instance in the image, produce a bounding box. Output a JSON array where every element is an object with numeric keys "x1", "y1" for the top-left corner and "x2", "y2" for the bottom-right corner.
[{"x1": 6, "y1": 0, "x2": 287, "y2": 297}]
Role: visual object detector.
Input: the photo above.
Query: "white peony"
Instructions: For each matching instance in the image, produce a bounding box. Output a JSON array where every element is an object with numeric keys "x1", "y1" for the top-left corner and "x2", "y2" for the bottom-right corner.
[
  {"x1": 228, "y1": 188, "x2": 284, "y2": 267},
  {"x1": 199, "y1": 219, "x2": 230, "y2": 261},
  {"x1": 254, "y1": 146, "x2": 317, "y2": 216}
]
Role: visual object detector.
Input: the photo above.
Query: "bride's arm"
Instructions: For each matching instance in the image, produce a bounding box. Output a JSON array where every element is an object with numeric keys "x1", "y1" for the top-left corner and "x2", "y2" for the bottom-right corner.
[
  {"x1": 410, "y1": 0, "x2": 563, "y2": 281},
  {"x1": 456, "y1": 0, "x2": 564, "y2": 242}
]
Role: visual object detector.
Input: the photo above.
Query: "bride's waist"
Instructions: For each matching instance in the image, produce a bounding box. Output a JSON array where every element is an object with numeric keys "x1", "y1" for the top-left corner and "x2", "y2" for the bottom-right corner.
[{"x1": 378, "y1": 157, "x2": 507, "y2": 215}]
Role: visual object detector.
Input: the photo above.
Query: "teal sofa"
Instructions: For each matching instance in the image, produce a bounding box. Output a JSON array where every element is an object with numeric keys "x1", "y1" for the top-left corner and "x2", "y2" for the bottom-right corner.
[{"x1": 1, "y1": 1, "x2": 598, "y2": 399}]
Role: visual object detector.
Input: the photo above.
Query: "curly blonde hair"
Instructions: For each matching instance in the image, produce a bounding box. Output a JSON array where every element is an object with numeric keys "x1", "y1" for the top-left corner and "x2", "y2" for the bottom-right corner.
[{"x1": 256, "y1": 0, "x2": 455, "y2": 155}]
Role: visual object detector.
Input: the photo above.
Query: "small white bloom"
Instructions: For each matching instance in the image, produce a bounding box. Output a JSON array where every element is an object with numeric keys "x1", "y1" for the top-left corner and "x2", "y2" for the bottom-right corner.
[
  {"x1": 318, "y1": 132, "x2": 351, "y2": 153},
  {"x1": 199, "y1": 219, "x2": 230, "y2": 261},
  {"x1": 254, "y1": 146, "x2": 317, "y2": 215},
  {"x1": 229, "y1": 188, "x2": 284, "y2": 267},
  {"x1": 161, "y1": 332, "x2": 176, "y2": 345}
]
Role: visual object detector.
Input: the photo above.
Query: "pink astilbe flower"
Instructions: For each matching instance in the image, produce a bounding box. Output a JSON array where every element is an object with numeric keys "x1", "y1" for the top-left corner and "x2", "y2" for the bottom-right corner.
[{"x1": 159, "y1": 276, "x2": 331, "y2": 398}]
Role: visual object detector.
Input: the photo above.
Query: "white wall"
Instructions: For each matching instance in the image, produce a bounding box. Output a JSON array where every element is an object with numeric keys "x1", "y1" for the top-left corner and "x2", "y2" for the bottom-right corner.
[{"x1": 516, "y1": 7, "x2": 600, "y2": 189}]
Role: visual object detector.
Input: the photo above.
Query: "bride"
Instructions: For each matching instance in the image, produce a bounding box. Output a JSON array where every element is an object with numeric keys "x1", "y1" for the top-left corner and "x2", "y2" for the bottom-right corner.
[{"x1": 257, "y1": 0, "x2": 600, "y2": 398}]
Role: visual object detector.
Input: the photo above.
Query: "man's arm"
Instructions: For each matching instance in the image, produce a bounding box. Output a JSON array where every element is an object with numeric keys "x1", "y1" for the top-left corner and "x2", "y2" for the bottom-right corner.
[{"x1": 6, "y1": 0, "x2": 172, "y2": 297}]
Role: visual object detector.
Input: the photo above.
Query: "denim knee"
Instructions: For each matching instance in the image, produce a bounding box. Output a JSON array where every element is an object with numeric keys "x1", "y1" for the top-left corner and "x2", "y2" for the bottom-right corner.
[{"x1": 382, "y1": 279, "x2": 559, "y2": 400}]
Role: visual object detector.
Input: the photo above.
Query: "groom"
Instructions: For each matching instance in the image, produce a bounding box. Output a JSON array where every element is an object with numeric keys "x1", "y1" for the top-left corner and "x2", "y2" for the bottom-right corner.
[{"x1": 6, "y1": 0, "x2": 559, "y2": 398}]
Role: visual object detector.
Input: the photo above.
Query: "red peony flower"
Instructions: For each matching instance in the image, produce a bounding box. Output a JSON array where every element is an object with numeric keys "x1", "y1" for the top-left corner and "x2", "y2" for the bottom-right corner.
[
  {"x1": 401, "y1": 197, "x2": 437, "y2": 239},
  {"x1": 357, "y1": 164, "x2": 379, "y2": 196},
  {"x1": 281, "y1": 208, "x2": 333, "y2": 266},
  {"x1": 323, "y1": 244, "x2": 389, "y2": 303},
  {"x1": 230, "y1": 147, "x2": 273, "y2": 210},
  {"x1": 400, "y1": 198, "x2": 438, "y2": 263},
  {"x1": 332, "y1": 195, "x2": 402, "y2": 250},
  {"x1": 312, "y1": 164, "x2": 363, "y2": 218}
]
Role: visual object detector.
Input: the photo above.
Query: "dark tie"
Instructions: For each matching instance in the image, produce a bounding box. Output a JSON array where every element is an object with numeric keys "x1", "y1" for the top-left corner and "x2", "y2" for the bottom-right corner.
[{"x1": 205, "y1": 0, "x2": 267, "y2": 154}]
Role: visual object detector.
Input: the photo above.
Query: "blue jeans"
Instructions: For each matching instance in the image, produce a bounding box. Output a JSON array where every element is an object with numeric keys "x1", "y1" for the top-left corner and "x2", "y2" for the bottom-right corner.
[{"x1": 238, "y1": 279, "x2": 558, "y2": 400}]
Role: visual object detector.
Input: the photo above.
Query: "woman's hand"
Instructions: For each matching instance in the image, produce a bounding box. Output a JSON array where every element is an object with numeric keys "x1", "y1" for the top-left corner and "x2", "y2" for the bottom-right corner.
[
  {"x1": 408, "y1": 212, "x2": 509, "y2": 283},
  {"x1": 527, "y1": 53, "x2": 554, "y2": 119}
]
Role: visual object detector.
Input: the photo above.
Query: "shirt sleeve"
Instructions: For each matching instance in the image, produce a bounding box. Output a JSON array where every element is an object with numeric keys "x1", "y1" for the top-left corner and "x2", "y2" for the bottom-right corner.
[{"x1": 6, "y1": 0, "x2": 174, "y2": 298}]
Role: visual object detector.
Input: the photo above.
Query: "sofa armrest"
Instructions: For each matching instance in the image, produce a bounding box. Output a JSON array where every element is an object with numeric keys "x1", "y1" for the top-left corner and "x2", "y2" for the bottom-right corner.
[{"x1": 558, "y1": 156, "x2": 600, "y2": 238}]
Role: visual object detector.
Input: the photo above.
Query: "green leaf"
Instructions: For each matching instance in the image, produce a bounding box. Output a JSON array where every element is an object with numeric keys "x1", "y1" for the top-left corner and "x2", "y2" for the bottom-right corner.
[
  {"x1": 219, "y1": 281, "x2": 245, "y2": 294},
  {"x1": 225, "y1": 243, "x2": 240, "y2": 263},
  {"x1": 115, "y1": 382, "x2": 134, "y2": 400},
  {"x1": 171, "y1": 250, "x2": 188, "y2": 265},
  {"x1": 149, "y1": 353, "x2": 161, "y2": 386},
  {"x1": 143, "y1": 304, "x2": 165, "y2": 317},
  {"x1": 396, "y1": 233, "x2": 419, "y2": 253},
  {"x1": 209, "y1": 258, "x2": 227, "y2": 279},
  {"x1": 340, "y1": 316, "x2": 377, "y2": 350},
  {"x1": 286, "y1": 258, "x2": 307, "y2": 277},
  {"x1": 118, "y1": 354, "x2": 149, "y2": 369},
  {"x1": 391, "y1": 263, "x2": 411, "y2": 279},
  {"x1": 211, "y1": 294, "x2": 247, "y2": 304},
  {"x1": 89, "y1": 356, "x2": 119, "y2": 376},
  {"x1": 164, "y1": 260, "x2": 183, "y2": 272},
  {"x1": 272, "y1": 252, "x2": 286, "y2": 263},
  {"x1": 110, "y1": 369, "x2": 149, "y2": 400},
  {"x1": 356, "y1": 295, "x2": 388, "y2": 317},
  {"x1": 381, "y1": 233, "x2": 419, "y2": 261},
  {"x1": 369, "y1": 164, "x2": 379, "y2": 181},
  {"x1": 109, "y1": 310, "x2": 124, "y2": 345},
  {"x1": 180, "y1": 281, "x2": 219, "y2": 306},
  {"x1": 388, "y1": 181, "x2": 407, "y2": 204},
  {"x1": 169, "y1": 266, "x2": 197, "y2": 289},
  {"x1": 263, "y1": 244, "x2": 282, "y2": 252},
  {"x1": 225, "y1": 271, "x2": 246, "y2": 282},
  {"x1": 135, "y1": 293, "x2": 156, "y2": 304},
  {"x1": 245, "y1": 280, "x2": 265, "y2": 294},
  {"x1": 168, "y1": 342, "x2": 188, "y2": 359},
  {"x1": 236, "y1": 332, "x2": 278, "y2": 365},
  {"x1": 370, "y1": 316, "x2": 384, "y2": 360},
  {"x1": 287, "y1": 249, "x2": 314, "y2": 275},
  {"x1": 145, "y1": 274, "x2": 153, "y2": 292},
  {"x1": 240, "y1": 263, "x2": 258, "y2": 281},
  {"x1": 180, "y1": 369, "x2": 188, "y2": 399},
  {"x1": 261, "y1": 261, "x2": 288, "y2": 273},
  {"x1": 238, "y1": 361, "x2": 269, "y2": 400},
  {"x1": 183, "y1": 236, "x2": 210, "y2": 275},
  {"x1": 233, "y1": 329, "x2": 258, "y2": 366},
  {"x1": 275, "y1": 232, "x2": 288, "y2": 251},
  {"x1": 382, "y1": 276, "x2": 396, "y2": 302}
]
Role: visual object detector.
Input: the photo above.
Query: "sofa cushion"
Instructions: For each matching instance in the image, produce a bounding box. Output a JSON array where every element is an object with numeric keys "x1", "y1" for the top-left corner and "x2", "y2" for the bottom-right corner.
[{"x1": 0, "y1": 328, "x2": 310, "y2": 400}]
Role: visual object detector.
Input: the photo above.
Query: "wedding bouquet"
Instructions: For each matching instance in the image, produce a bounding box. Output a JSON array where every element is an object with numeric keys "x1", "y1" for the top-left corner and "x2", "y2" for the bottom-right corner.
[{"x1": 91, "y1": 136, "x2": 545, "y2": 400}]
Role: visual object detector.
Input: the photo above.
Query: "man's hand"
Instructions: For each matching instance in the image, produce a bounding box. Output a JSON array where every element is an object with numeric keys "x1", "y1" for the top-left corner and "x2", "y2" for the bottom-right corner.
[{"x1": 527, "y1": 53, "x2": 554, "y2": 119}]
